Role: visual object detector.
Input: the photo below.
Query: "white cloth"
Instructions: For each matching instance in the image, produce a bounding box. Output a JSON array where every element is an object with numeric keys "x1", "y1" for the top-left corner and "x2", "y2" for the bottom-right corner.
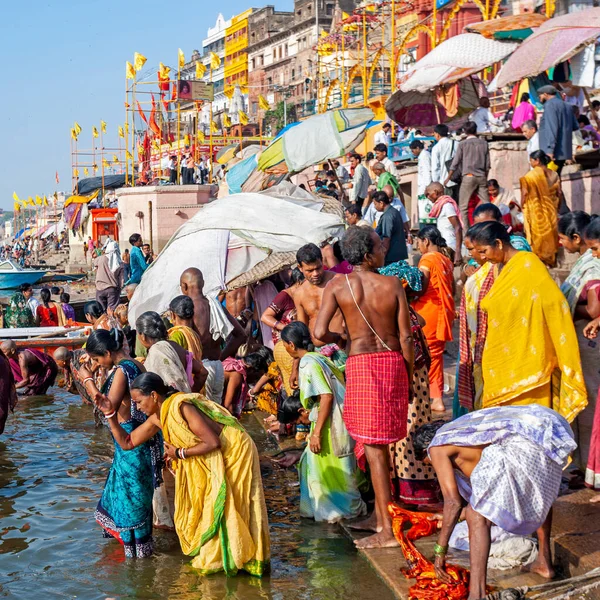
[
  {"x1": 417, "y1": 151, "x2": 432, "y2": 196},
  {"x1": 27, "y1": 297, "x2": 40, "y2": 316},
  {"x1": 364, "y1": 197, "x2": 410, "y2": 227},
  {"x1": 351, "y1": 163, "x2": 372, "y2": 202},
  {"x1": 336, "y1": 165, "x2": 350, "y2": 183},
  {"x1": 144, "y1": 340, "x2": 191, "y2": 393},
  {"x1": 104, "y1": 240, "x2": 123, "y2": 273},
  {"x1": 436, "y1": 203, "x2": 458, "y2": 251},
  {"x1": 208, "y1": 295, "x2": 235, "y2": 343},
  {"x1": 431, "y1": 136, "x2": 457, "y2": 187},
  {"x1": 202, "y1": 359, "x2": 225, "y2": 403},
  {"x1": 381, "y1": 156, "x2": 398, "y2": 177},
  {"x1": 571, "y1": 45, "x2": 596, "y2": 88},
  {"x1": 527, "y1": 132, "x2": 540, "y2": 157},
  {"x1": 374, "y1": 130, "x2": 392, "y2": 147},
  {"x1": 469, "y1": 106, "x2": 501, "y2": 133}
]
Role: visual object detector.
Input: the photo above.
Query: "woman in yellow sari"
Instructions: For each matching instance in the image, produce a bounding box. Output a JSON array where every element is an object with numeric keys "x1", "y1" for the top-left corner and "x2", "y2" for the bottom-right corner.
[
  {"x1": 95, "y1": 371, "x2": 270, "y2": 576},
  {"x1": 167, "y1": 295, "x2": 203, "y2": 361},
  {"x1": 520, "y1": 150, "x2": 560, "y2": 267},
  {"x1": 470, "y1": 221, "x2": 587, "y2": 423}
]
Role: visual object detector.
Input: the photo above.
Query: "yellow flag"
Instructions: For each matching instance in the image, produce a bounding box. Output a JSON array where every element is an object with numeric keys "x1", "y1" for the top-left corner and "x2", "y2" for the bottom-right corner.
[
  {"x1": 71, "y1": 128, "x2": 78, "y2": 140},
  {"x1": 259, "y1": 95, "x2": 271, "y2": 111},
  {"x1": 178, "y1": 48, "x2": 185, "y2": 68},
  {"x1": 84, "y1": 167, "x2": 89, "y2": 176},
  {"x1": 113, "y1": 154, "x2": 119, "y2": 163},
  {"x1": 73, "y1": 170, "x2": 79, "y2": 178},
  {"x1": 209, "y1": 52, "x2": 220, "y2": 70},
  {"x1": 28, "y1": 196, "x2": 35, "y2": 206},
  {"x1": 134, "y1": 52, "x2": 147, "y2": 72},
  {"x1": 14, "y1": 202, "x2": 20, "y2": 213},
  {"x1": 195, "y1": 61, "x2": 206, "y2": 79},
  {"x1": 197, "y1": 130, "x2": 205, "y2": 143},
  {"x1": 43, "y1": 195, "x2": 49, "y2": 207},
  {"x1": 320, "y1": 29, "x2": 328, "y2": 38},
  {"x1": 210, "y1": 121, "x2": 219, "y2": 133},
  {"x1": 35, "y1": 195, "x2": 43, "y2": 206},
  {"x1": 93, "y1": 164, "x2": 99, "y2": 172},
  {"x1": 126, "y1": 61, "x2": 136, "y2": 80},
  {"x1": 118, "y1": 125, "x2": 125, "y2": 138},
  {"x1": 222, "y1": 114, "x2": 231, "y2": 128},
  {"x1": 103, "y1": 158, "x2": 110, "y2": 168},
  {"x1": 342, "y1": 11, "x2": 350, "y2": 18},
  {"x1": 12, "y1": 192, "x2": 19, "y2": 203},
  {"x1": 100, "y1": 120, "x2": 107, "y2": 134},
  {"x1": 20, "y1": 199, "x2": 28, "y2": 209},
  {"x1": 224, "y1": 86, "x2": 235, "y2": 99},
  {"x1": 159, "y1": 62, "x2": 171, "y2": 80},
  {"x1": 152, "y1": 139, "x2": 160, "y2": 150},
  {"x1": 238, "y1": 110, "x2": 249, "y2": 126},
  {"x1": 125, "y1": 122, "x2": 130, "y2": 134},
  {"x1": 74, "y1": 122, "x2": 82, "y2": 135},
  {"x1": 239, "y1": 84, "x2": 249, "y2": 95},
  {"x1": 126, "y1": 150, "x2": 133, "y2": 160},
  {"x1": 92, "y1": 126, "x2": 99, "y2": 138}
]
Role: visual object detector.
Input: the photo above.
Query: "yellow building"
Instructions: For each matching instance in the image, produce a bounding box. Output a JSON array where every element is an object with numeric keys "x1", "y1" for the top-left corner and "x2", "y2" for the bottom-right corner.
[{"x1": 224, "y1": 8, "x2": 252, "y2": 92}]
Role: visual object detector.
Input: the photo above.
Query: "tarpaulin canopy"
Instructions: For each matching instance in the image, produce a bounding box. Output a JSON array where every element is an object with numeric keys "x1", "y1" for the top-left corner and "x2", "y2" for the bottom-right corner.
[
  {"x1": 465, "y1": 13, "x2": 547, "y2": 39},
  {"x1": 258, "y1": 108, "x2": 374, "y2": 174},
  {"x1": 494, "y1": 7, "x2": 600, "y2": 89},
  {"x1": 398, "y1": 34, "x2": 518, "y2": 92},
  {"x1": 41, "y1": 221, "x2": 66, "y2": 239},
  {"x1": 75, "y1": 174, "x2": 131, "y2": 195},
  {"x1": 128, "y1": 183, "x2": 344, "y2": 326}
]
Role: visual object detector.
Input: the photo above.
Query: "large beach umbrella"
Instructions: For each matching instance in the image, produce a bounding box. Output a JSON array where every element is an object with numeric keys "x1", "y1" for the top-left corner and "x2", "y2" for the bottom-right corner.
[
  {"x1": 494, "y1": 7, "x2": 600, "y2": 89},
  {"x1": 257, "y1": 107, "x2": 374, "y2": 174}
]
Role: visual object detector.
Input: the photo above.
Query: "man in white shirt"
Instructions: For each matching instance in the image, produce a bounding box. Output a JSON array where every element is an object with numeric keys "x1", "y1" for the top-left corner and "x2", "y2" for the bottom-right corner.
[
  {"x1": 21, "y1": 283, "x2": 40, "y2": 318},
  {"x1": 410, "y1": 140, "x2": 432, "y2": 197},
  {"x1": 469, "y1": 97, "x2": 502, "y2": 133},
  {"x1": 425, "y1": 182, "x2": 463, "y2": 263},
  {"x1": 522, "y1": 119, "x2": 539, "y2": 157},
  {"x1": 373, "y1": 143, "x2": 398, "y2": 177},
  {"x1": 332, "y1": 159, "x2": 350, "y2": 183},
  {"x1": 431, "y1": 124, "x2": 457, "y2": 198},
  {"x1": 374, "y1": 122, "x2": 393, "y2": 147},
  {"x1": 348, "y1": 153, "x2": 371, "y2": 205}
]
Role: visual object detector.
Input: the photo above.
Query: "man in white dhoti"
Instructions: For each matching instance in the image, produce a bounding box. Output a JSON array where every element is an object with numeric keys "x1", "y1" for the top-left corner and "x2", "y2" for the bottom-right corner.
[{"x1": 413, "y1": 405, "x2": 576, "y2": 600}]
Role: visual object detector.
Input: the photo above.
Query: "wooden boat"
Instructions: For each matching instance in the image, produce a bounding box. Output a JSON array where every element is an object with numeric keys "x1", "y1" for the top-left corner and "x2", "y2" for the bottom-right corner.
[
  {"x1": 0, "y1": 325, "x2": 89, "y2": 356},
  {"x1": 0, "y1": 259, "x2": 47, "y2": 290}
]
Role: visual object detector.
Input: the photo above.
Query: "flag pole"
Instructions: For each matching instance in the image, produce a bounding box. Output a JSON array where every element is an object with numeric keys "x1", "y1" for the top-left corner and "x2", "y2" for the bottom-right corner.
[
  {"x1": 125, "y1": 76, "x2": 129, "y2": 186},
  {"x1": 177, "y1": 60, "x2": 181, "y2": 185},
  {"x1": 100, "y1": 127, "x2": 106, "y2": 205},
  {"x1": 209, "y1": 65, "x2": 214, "y2": 184},
  {"x1": 131, "y1": 73, "x2": 137, "y2": 186}
]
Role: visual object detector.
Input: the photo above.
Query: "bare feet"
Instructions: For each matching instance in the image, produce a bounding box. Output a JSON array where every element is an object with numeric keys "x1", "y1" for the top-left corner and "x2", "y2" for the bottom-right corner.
[
  {"x1": 354, "y1": 531, "x2": 399, "y2": 549},
  {"x1": 589, "y1": 493, "x2": 600, "y2": 503},
  {"x1": 522, "y1": 556, "x2": 555, "y2": 579},
  {"x1": 347, "y1": 512, "x2": 380, "y2": 532},
  {"x1": 431, "y1": 397, "x2": 446, "y2": 412}
]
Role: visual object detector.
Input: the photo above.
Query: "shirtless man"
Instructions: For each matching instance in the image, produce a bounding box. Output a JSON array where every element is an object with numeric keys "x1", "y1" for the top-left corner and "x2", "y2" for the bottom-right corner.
[
  {"x1": 413, "y1": 405, "x2": 574, "y2": 600},
  {"x1": 179, "y1": 268, "x2": 246, "y2": 362},
  {"x1": 294, "y1": 243, "x2": 345, "y2": 347},
  {"x1": 225, "y1": 287, "x2": 250, "y2": 319},
  {"x1": 314, "y1": 227, "x2": 414, "y2": 548}
]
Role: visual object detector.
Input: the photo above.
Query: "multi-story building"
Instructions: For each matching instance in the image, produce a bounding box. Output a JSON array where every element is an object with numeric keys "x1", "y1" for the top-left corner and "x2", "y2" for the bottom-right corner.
[
  {"x1": 202, "y1": 13, "x2": 231, "y2": 120},
  {"x1": 224, "y1": 8, "x2": 254, "y2": 112}
]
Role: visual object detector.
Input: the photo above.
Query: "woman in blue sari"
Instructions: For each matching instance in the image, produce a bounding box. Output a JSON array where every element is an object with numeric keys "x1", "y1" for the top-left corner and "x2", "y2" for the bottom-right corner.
[{"x1": 80, "y1": 329, "x2": 162, "y2": 558}]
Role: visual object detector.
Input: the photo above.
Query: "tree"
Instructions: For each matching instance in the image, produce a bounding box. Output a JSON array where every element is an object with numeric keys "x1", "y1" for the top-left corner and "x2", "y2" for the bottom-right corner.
[{"x1": 263, "y1": 101, "x2": 297, "y2": 136}]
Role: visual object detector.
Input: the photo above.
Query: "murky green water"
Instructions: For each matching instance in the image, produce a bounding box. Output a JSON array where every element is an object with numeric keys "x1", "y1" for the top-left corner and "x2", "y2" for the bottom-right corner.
[{"x1": 0, "y1": 389, "x2": 395, "y2": 600}]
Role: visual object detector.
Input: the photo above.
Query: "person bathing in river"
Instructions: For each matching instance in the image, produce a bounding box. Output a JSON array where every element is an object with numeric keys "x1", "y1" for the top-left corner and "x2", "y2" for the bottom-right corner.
[
  {"x1": 222, "y1": 350, "x2": 271, "y2": 417},
  {"x1": 77, "y1": 329, "x2": 162, "y2": 559},
  {"x1": 1, "y1": 341, "x2": 58, "y2": 396},
  {"x1": 314, "y1": 226, "x2": 414, "y2": 549},
  {"x1": 167, "y1": 295, "x2": 203, "y2": 362},
  {"x1": 278, "y1": 321, "x2": 366, "y2": 523},
  {"x1": 413, "y1": 405, "x2": 576, "y2": 600},
  {"x1": 94, "y1": 372, "x2": 270, "y2": 576}
]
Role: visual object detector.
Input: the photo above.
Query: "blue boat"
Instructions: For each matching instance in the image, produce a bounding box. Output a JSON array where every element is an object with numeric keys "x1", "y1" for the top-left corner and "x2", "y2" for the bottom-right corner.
[{"x1": 0, "y1": 259, "x2": 47, "y2": 290}]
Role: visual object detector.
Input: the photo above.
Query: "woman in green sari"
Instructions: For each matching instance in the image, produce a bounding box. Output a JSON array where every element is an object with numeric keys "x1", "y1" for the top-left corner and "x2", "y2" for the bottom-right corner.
[
  {"x1": 279, "y1": 321, "x2": 366, "y2": 523},
  {"x1": 4, "y1": 292, "x2": 34, "y2": 328}
]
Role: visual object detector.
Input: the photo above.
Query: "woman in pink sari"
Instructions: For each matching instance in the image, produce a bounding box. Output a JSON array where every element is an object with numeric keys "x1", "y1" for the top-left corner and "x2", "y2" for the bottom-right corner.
[{"x1": 512, "y1": 93, "x2": 536, "y2": 132}]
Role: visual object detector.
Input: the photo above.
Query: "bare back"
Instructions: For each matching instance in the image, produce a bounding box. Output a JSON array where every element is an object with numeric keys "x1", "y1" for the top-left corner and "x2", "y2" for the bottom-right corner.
[{"x1": 190, "y1": 294, "x2": 222, "y2": 361}]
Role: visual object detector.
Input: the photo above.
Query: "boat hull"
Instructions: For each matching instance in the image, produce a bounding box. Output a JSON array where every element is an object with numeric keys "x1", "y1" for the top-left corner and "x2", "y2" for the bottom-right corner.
[{"x1": 0, "y1": 271, "x2": 47, "y2": 290}]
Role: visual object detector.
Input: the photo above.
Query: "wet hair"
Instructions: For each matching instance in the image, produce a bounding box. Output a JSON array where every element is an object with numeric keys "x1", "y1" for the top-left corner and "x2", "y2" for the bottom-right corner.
[
  {"x1": 578, "y1": 115, "x2": 591, "y2": 127},
  {"x1": 60, "y1": 292, "x2": 71, "y2": 304},
  {"x1": 433, "y1": 124, "x2": 449, "y2": 137},
  {"x1": 413, "y1": 421, "x2": 446, "y2": 461},
  {"x1": 520, "y1": 92, "x2": 530, "y2": 103},
  {"x1": 341, "y1": 225, "x2": 376, "y2": 266},
  {"x1": 466, "y1": 220, "x2": 511, "y2": 246},
  {"x1": 51, "y1": 286, "x2": 60, "y2": 296},
  {"x1": 472, "y1": 203, "x2": 502, "y2": 222},
  {"x1": 136, "y1": 311, "x2": 168, "y2": 341},
  {"x1": 84, "y1": 300, "x2": 105, "y2": 320},
  {"x1": 169, "y1": 295, "x2": 194, "y2": 320},
  {"x1": 584, "y1": 214, "x2": 600, "y2": 242},
  {"x1": 522, "y1": 119, "x2": 537, "y2": 131},
  {"x1": 374, "y1": 143, "x2": 388, "y2": 153},
  {"x1": 86, "y1": 328, "x2": 124, "y2": 356},
  {"x1": 40, "y1": 288, "x2": 51, "y2": 308},
  {"x1": 373, "y1": 190, "x2": 391, "y2": 205},
  {"x1": 281, "y1": 321, "x2": 315, "y2": 351},
  {"x1": 129, "y1": 233, "x2": 142, "y2": 245},
  {"x1": 559, "y1": 211, "x2": 593, "y2": 239},
  {"x1": 290, "y1": 267, "x2": 305, "y2": 286},
  {"x1": 277, "y1": 391, "x2": 303, "y2": 424},
  {"x1": 464, "y1": 121, "x2": 478, "y2": 136},
  {"x1": 243, "y1": 348, "x2": 272, "y2": 373},
  {"x1": 130, "y1": 372, "x2": 177, "y2": 397},
  {"x1": 409, "y1": 140, "x2": 424, "y2": 150},
  {"x1": 296, "y1": 243, "x2": 322, "y2": 266},
  {"x1": 345, "y1": 204, "x2": 363, "y2": 217},
  {"x1": 19, "y1": 283, "x2": 32, "y2": 293},
  {"x1": 529, "y1": 149, "x2": 550, "y2": 165}
]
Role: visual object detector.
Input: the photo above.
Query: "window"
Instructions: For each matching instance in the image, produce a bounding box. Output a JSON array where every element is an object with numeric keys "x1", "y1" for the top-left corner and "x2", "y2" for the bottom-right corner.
[
  {"x1": 307, "y1": 4, "x2": 312, "y2": 16},
  {"x1": 284, "y1": 44, "x2": 288, "y2": 57},
  {"x1": 326, "y1": 3, "x2": 333, "y2": 15},
  {"x1": 297, "y1": 9, "x2": 302, "y2": 17},
  {"x1": 251, "y1": 58, "x2": 256, "y2": 70},
  {"x1": 292, "y1": 68, "x2": 296, "y2": 80}
]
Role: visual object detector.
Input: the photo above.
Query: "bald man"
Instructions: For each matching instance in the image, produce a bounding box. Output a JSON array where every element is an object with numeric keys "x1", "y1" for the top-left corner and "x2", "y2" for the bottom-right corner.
[{"x1": 1, "y1": 341, "x2": 58, "y2": 397}]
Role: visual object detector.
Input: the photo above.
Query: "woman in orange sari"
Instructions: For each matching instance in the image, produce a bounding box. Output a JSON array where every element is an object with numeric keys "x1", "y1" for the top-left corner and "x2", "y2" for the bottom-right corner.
[
  {"x1": 520, "y1": 150, "x2": 560, "y2": 267},
  {"x1": 412, "y1": 225, "x2": 455, "y2": 412}
]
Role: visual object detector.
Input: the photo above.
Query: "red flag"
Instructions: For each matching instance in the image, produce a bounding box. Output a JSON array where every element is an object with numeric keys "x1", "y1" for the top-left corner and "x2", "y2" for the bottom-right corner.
[
  {"x1": 171, "y1": 81, "x2": 177, "y2": 103},
  {"x1": 161, "y1": 92, "x2": 170, "y2": 113},
  {"x1": 55, "y1": 171, "x2": 60, "y2": 184},
  {"x1": 136, "y1": 101, "x2": 148, "y2": 124},
  {"x1": 158, "y1": 69, "x2": 170, "y2": 92},
  {"x1": 149, "y1": 94, "x2": 161, "y2": 138}
]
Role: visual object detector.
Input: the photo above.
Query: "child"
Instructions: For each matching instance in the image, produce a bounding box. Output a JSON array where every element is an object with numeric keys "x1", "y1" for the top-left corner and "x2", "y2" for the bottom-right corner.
[{"x1": 60, "y1": 292, "x2": 76, "y2": 322}]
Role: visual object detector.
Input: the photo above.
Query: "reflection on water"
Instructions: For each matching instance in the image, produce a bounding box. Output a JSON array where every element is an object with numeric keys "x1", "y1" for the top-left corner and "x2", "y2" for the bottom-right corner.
[{"x1": 0, "y1": 389, "x2": 394, "y2": 600}]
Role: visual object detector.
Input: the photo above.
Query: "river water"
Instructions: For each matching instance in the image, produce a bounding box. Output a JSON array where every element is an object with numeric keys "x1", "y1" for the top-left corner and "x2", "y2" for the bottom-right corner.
[{"x1": 0, "y1": 389, "x2": 395, "y2": 600}]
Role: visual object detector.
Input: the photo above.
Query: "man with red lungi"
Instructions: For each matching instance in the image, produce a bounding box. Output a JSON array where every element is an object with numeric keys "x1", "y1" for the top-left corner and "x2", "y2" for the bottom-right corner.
[{"x1": 315, "y1": 227, "x2": 414, "y2": 548}]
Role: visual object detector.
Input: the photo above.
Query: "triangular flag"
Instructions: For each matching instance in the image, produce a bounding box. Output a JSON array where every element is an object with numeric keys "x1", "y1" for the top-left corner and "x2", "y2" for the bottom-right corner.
[
  {"x1": 195, "y1": 61, "x2": 206, "y2": 79},
  {"x1": 113, "y1": 154, "x2": 119, "y2": 163},
  {"x1": 259, "y1": 95, "x2": 271, "y2": 111},
  {"x1": 28, "y1": 196, "x2": 35, "y2": 206},
  {"x1": 73, "y1": 170, "x2": 79, "y2": 178},
  {"x1": 210, "y1": 121, "x2": 219, "y2": 133},
  {"x1": 209, "y1": 52, "x2": 220, "y2": 70},
  {"x1": 126, "y1": 150, "x2": 133, "y2": 160},
  {"x1": 14, "y1": 202, "x2": 20, "y2": 213},
  {"x1": 35, "y1": 195, "x2": 43, "y2": 205},
  {"x1": 43, "y1": 195, "x2": 49, "y2": 207},
  {"x1": 100, "y1": 120, "x2": 107, "y2": 134},
  {"x1": 342, "y1": 11, "x2": 350, "y2": 19},
  {"x1": 84, "y1": 167, "x2": 89, "y2": 176},
  {"x1": 71, "y1": 128, "x2": 78, "y2": 140},
  {"x1": 92, "y1": 126, "x2": 99, "y2": 138},
  {"x1": 178, "y1": 48, "x2": 185, "y2": 68},
  {"x1": 118, "y1": 125, "x2": 124, "y2": 138},
  {"x1": 126, "y1": 61, "x2": 135, "y2": 80},
  {"x1": 103, "y1": 158, "x2": 110, "y2": 168},
  {"x1": 238, "y1": 110, "x2": 249, "y2": 126},
  {"x1": 197, "y1": 131, "x2": 205, "y2": 143},
  {"x1": 74, "y1": 122, "x2": 82, "y2": 135},
  {"x1": 222, "y1": 114, "x2": 231, "y2": 128},
  {"x1": 12, "y1": 192, "x2": 19, "y2": 202},
  {"x1": 134, "y1": 52, "x2": 147, "y2": 72}
]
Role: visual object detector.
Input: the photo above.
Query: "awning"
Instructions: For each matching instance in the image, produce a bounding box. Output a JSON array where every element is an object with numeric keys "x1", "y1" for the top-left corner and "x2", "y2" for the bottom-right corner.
[
  {"x1": 465, "y1": 13, "x2": 547, "y2": 40},
  {"x1": 41, "y1": 221, "x2": 66, "y2": 239},
  {"x1": 399, "y1": 33, "x2": 518, "y2": 92}
]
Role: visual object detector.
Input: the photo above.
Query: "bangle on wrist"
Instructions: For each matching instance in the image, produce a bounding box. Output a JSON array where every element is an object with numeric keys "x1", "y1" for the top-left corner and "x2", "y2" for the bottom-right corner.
[
  {"x1": 83, "y1": 377, "x2": 94, "y2": 386},
  {"x1": 104, "y1": 410, "x2": 117, "y2": 419},
  {"x1": 433, "y1": 543, "x2": 448, "y2": 557}
]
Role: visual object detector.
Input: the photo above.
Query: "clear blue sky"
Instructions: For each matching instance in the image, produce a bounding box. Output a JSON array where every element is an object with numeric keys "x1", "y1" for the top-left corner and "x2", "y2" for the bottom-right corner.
[{"x1": 0, "y1": 0, "x2": 294, "y2": 210}]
